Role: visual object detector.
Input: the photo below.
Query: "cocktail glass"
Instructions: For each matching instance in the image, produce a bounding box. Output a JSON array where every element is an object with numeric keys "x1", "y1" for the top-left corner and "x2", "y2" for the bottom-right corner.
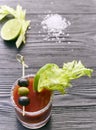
[{"x1": 11, "y1": 74, "x2": 52, "y2": 129}]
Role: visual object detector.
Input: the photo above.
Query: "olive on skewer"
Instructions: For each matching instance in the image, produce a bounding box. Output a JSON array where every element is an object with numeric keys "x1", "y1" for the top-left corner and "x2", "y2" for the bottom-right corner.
[{"x1": 16, "y1": 54, "x2": 30, "y2": 116}]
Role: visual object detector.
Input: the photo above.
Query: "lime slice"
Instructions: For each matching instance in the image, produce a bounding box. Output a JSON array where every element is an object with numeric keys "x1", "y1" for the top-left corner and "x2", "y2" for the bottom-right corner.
[
  {"x1": 34, "y1": 64, "x2": 54, "y2": 92},
  {"x1": 1, "y1": 19, "x2": 21, "y2": 40}
]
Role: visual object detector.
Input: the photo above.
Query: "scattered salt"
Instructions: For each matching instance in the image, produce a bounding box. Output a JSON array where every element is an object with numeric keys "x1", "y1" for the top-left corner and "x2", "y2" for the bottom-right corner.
[
  {"x1": 50, "y1": 1, "x2": 54, "y2": 5},
  {"x1": 41, "y1": 14, "x2": 71, "y2": 42},
  {"x1": 68, "y1": 42, "x2": 71, "y2": 44},
  {"x1": 28, "y1": 26, "x2": 31, "y2": 30},
  {"x1": 38, "y1": 31, "x2": 41, "y2": 33},
  {"x1": 66, "y1": 33, "x2": 70, "y2": 37}
]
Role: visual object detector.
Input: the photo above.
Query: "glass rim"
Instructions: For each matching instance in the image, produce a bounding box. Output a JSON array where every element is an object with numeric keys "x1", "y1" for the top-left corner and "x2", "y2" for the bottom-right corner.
[{"x1": 10, "y1": 74, "x2": 53, "y2": 116}]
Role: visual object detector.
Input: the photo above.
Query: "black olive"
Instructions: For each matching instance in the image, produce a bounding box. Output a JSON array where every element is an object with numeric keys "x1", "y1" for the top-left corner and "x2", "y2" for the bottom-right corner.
[
  {"x1": 18, "y1": 78, "x2": 29, "y2": 87},
  {"x1": 18, "y1": 96, "x2": 30, "y2": 106}
]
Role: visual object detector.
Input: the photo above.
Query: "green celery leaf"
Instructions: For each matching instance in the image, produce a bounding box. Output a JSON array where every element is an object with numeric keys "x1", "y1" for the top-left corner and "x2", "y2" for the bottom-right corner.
[
  {"x1": 16, "y1": 33, "x2": 23, "y2": 48},
  {"x1": 36, "y1": 64, "x2": 71, "y2": 93},
  {"x1": 63, "y1": 60, "x2": 93, "y2": 79},
  {"x1": 16, "y1": 20, "x2": 30, "y2": 48},
  {"x1": 35, "y1": 61, "x2": 93, "y2": 94},
  {"x1": 16, "y1": 5, "x2": 26, "y2": 19},
  {"x1": 0, "y1": 5, "x2": 16, "y2": 19}
]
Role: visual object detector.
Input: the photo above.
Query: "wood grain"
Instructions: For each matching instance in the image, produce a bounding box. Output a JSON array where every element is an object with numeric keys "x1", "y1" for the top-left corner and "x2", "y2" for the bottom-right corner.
[{"x1": 0, "y1": 0, "x2": 96, "y2": 129}]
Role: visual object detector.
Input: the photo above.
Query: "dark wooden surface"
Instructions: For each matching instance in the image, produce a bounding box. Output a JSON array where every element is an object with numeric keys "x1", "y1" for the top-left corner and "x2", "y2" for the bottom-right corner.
[{"x1": 0, "y1": 0, "x2": 96, "y2": 130}]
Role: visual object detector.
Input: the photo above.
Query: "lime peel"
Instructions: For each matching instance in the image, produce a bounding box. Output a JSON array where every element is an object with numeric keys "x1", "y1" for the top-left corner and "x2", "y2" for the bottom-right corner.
[{"x1": 1, "y1": 19, "x2": 21, "y2": 40}]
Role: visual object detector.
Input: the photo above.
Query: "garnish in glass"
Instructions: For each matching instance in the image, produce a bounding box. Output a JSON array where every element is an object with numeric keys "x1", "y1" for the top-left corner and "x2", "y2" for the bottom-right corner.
[
  {"x1": 34, "y1": 61, "x2": 93, "y2": 94},
  {"x1": 16, "y1": 54, "x2": 30, "y2": 116}
]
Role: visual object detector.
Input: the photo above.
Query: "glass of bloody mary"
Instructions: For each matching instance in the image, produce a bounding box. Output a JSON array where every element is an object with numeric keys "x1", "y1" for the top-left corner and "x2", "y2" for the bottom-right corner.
[
  {"x1": 11, "y1": 54, "x2": 93, "y2": 129},
  {"x1": 11, "y1": 74, "x2": 52, "y2": 129}
]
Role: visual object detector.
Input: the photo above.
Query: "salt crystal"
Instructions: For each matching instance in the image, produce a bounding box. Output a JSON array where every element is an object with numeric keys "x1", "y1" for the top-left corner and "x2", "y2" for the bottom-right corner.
[
  {"x1": 50, "y1": 2, "x2": 54, "y2": 5},
  {"x1": 41, "y1": 14, "x2": 71, "y2": 41},
  {"x1": 28, "y1": 26, "x2": 31, "y2": 30},
  {"x1": 38, "y1": 31, "x2": 41, "y2": 33},
  {"x1": 68, "y1": 42, "x2": 71, "y2": 44},
  {"x1": 66, "y1": 33, "x2": 70, "y2": 37}
]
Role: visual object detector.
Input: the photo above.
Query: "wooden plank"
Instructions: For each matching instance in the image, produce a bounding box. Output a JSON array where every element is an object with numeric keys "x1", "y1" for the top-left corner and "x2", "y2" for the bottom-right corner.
[
  {"x1": 0, "y1": 0, "x2": 96, "y2": 14},
  {"x1": 0, "y1": 101, "x2": 96, "y2": 130},
  {"x1": 0, "y1": 0, "x2": 96, "y2": 129}
]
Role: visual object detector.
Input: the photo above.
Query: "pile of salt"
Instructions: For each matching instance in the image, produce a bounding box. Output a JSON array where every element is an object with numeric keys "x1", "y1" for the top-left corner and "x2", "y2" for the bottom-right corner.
[{"x1": 41, "y1": 14, "x2": 71, "y2": 41}]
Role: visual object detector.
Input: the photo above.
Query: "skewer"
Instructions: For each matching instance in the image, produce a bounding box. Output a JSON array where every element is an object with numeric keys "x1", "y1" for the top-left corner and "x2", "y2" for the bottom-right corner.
[
  {"x1": 23, "y1": 106, "x2": 25, "y2": 116},
  {"x1": 16, "y1": 54, "x2": 29, "y2": 116},
  {"x1": 22, "y1": 60, "x2": 25, "y2": 116}
]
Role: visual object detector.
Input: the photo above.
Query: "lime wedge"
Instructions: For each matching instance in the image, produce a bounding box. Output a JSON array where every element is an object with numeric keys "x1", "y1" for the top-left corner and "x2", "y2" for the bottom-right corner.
[
  {"x1": 1, "y1": 19, "x2": 21, "y2": 40},
  {"x1": 34, "y1": 64, "x2": 55, "y2": 92}
]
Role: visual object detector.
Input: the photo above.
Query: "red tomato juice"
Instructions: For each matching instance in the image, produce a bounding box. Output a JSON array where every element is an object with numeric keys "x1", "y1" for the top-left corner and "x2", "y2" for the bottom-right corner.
[{"x1": 12, "y1": 75, "x2": 52, "y2": 124}]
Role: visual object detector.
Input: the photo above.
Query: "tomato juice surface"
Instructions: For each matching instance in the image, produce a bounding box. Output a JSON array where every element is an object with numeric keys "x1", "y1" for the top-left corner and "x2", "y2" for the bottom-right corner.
[{"x1": 11, "y1": 75, "x2": 52, "y2": 128}]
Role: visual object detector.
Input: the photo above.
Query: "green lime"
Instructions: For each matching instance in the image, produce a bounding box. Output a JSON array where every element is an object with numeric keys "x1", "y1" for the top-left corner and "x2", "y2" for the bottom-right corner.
[
  {"x1": 1, "y1": 19, "x2": 21, "y2": 40},
  {"x1": 34, "y1": 64, "x2": 55, "y2": 92}
]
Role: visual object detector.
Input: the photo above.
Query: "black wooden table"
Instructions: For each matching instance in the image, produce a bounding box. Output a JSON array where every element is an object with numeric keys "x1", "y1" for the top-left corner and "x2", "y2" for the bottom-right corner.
[{"x1": 0, "y1": 0, "x2": 96, "y2": 130}]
